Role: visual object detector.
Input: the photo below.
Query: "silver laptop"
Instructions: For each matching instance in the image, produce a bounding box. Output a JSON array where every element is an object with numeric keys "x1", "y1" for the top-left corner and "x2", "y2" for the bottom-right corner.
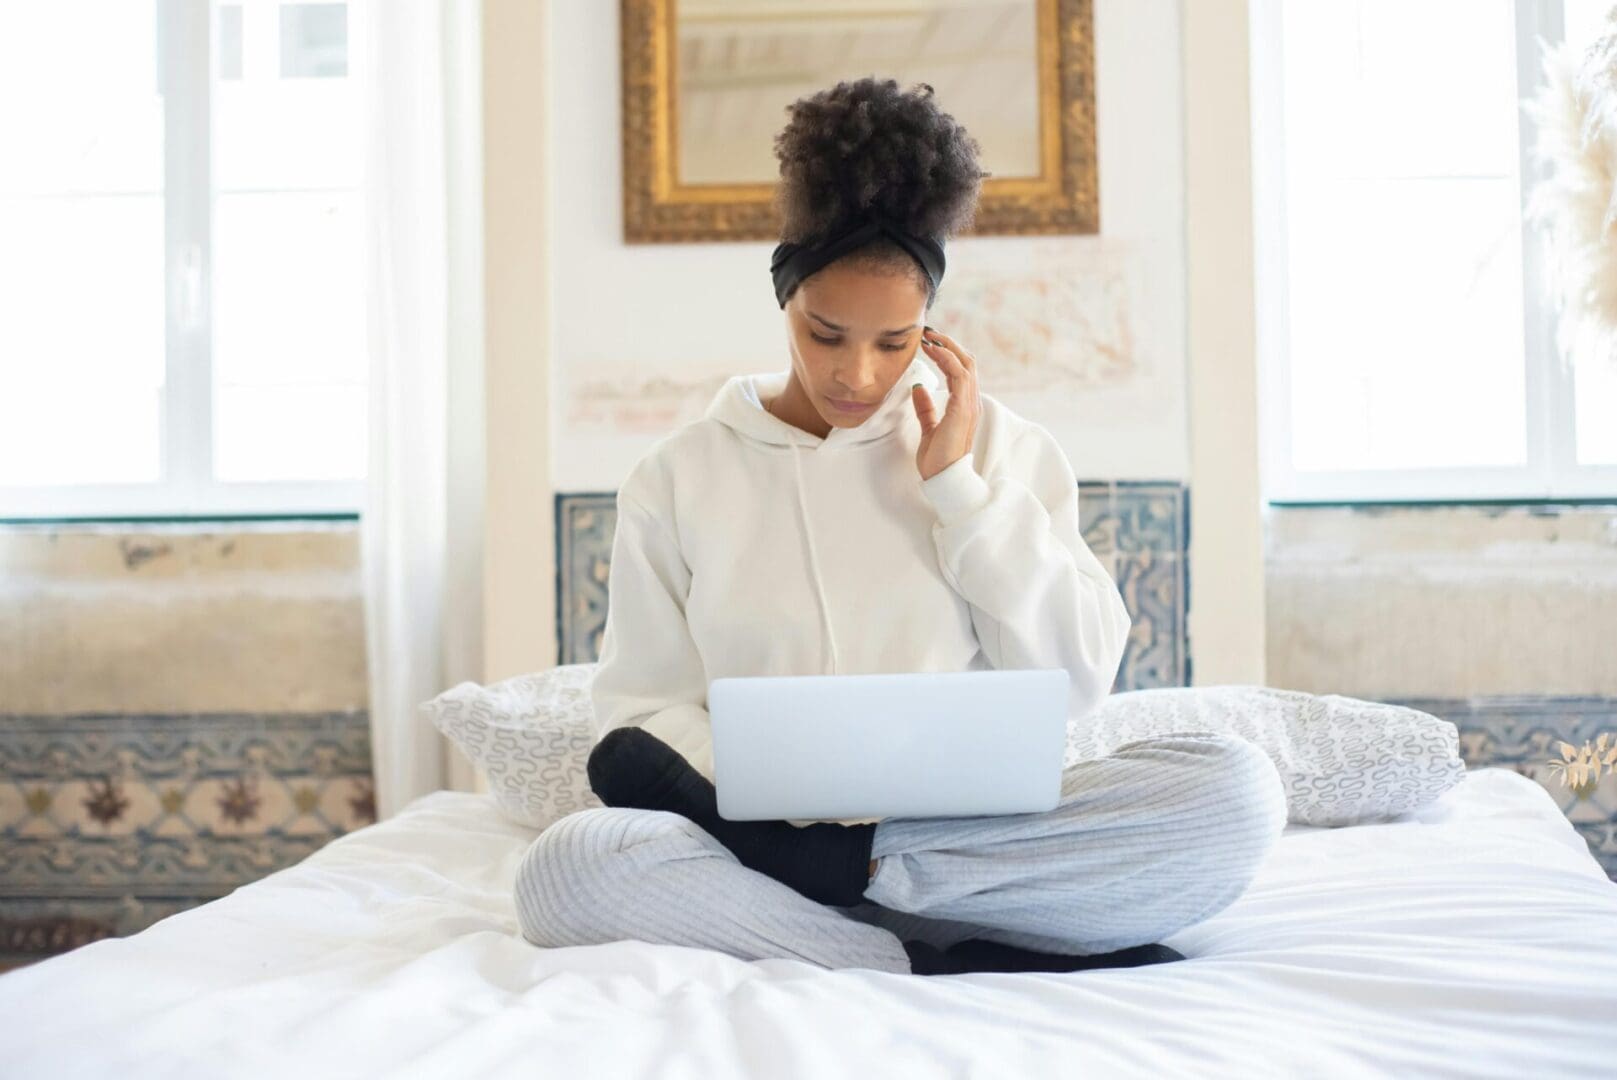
[{"x1": 708, "y1": 668, "x2": 1069, "y2": 821}]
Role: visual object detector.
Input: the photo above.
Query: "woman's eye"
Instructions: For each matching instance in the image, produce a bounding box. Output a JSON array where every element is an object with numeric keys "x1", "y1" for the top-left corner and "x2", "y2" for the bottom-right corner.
[{"x1": 809, "y1": 332, "x2": 906, "y2": 352}]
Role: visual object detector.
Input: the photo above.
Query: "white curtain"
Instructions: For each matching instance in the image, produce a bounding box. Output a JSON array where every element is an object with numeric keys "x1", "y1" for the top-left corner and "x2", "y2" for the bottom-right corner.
[{"x1": 357, "y1": 0, "x2": 483, "y2": 820}]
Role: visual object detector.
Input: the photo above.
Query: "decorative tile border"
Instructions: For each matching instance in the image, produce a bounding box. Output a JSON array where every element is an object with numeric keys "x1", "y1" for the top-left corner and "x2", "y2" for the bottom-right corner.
[
  {"x1": 0, "y1": 710, "x2": 376, "y2": 967},
  {"x1": 555, "y1": 494, "x2": 618, "y2": 667},
  {"x1": 1080, "y1": 482, "x2": 1189, "y2": 691},
  {"x1": 556, "y1": 480, "x2": 1190, "y2": 692},
  {"x1": 1389, "y1": 696, "x2": 1617, "y2": 880}
]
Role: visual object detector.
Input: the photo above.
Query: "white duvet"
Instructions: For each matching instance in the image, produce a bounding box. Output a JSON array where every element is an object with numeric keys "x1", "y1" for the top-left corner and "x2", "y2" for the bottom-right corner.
[{"x1": 4, "y1": 768, "x2": 1615, "y2": 1079}]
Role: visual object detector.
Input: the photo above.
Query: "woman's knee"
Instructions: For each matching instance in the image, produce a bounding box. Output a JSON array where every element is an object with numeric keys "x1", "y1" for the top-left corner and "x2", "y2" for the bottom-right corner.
[
  {"x1": 1149, "y1": 733, "x2": 1286, "y2": 902},
  {"x1": 1209, "y1": 733, "x2": 1286, "y2": 838},
  {"x1": 513, "y1": 806, "x2": 714, "y2": 948},
  {"x1": 1117, "y1": 730, "x2": 1283, "y2": 820}
]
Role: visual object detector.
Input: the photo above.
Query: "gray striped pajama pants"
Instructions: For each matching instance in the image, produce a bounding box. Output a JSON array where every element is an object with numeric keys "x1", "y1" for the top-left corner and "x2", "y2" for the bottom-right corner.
[{"x1": 513, "y1": 732, "x2": 1287, "y2": 974}]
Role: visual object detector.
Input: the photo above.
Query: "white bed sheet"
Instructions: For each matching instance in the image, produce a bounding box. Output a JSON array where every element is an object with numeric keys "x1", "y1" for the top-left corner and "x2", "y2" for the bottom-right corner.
[{"x1": 3, "y1": 768, "x2": 1615, "y2": 1079}]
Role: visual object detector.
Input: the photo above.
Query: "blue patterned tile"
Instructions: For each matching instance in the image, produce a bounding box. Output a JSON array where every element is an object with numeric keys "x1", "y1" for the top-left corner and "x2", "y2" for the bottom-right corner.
[
  {"x1": 556, "y1": 480, "x2": 1191, "y2": 691},
  {"x1": 1077, "y1": 481, "x2": 1116, "y2": 558},
  {"x1": 1388, "y1": 696, "x2": 1617, "y2": 880},
  {"x1": 1112, "y1": 481, "x2": 1187, "y2": 554},
  {"x1": 554, "y1": 493, "x2": 616, "y2": 665},
  {"x1": 0, "y1": 710, "x2": 375, "y2": 967},
  {"x1": 1111, "y1": 549, "x2": 1187, "y2": 692},
  {"x1": 0, "y1": 897, "x2": 198, "y2": 971},
  {"x1": 1110, "y1": 483, "x2": 1189, "y2": 689}
]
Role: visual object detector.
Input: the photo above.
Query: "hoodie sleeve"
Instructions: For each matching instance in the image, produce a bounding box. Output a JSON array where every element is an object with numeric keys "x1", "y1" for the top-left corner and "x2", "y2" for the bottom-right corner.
[
  {"x1": 589, "y1": 488, "x2": 717, "y2": 782},
  {"x1": 917, "y1": 425, "x2": 1133, "y2": 719}
]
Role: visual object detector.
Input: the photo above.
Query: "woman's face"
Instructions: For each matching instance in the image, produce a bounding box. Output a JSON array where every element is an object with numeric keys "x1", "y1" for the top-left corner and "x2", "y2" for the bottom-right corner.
[{"x1": 782, "y1": 260, "x2": 930, "y2": 432}]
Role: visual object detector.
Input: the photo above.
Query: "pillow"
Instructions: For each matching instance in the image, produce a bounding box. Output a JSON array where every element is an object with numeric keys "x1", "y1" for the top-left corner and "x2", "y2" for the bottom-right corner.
[
  {"x1": 423, "y1": 665, "x2": 1465, "y2": 831},
  {"x1": 421, "y1": 663, "x2": 603, "y2": 830},
  {"x1": 1065, "y1": 686, "x2": 1466, "y2": 827}
]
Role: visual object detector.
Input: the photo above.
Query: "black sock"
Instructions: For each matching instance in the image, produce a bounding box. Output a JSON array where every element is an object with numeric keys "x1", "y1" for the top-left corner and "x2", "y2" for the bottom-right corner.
[
  {"x1": 586, "y1": 727, "x2": 877, "y2": 907},
  {"x1": 902, "y1": 938, "x2": 1184, "y2": 976}
]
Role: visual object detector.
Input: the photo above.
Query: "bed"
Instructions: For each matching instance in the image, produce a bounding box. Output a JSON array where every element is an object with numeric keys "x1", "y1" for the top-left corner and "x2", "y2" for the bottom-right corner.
[{"x1": 3, "y1": 767, "x2": 1615, "y2": 1078}]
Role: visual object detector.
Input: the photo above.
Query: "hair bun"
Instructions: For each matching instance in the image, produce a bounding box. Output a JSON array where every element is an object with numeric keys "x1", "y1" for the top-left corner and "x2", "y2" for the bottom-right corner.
[{"x1": 772, "y1": 76, "x2": 985, "y2": 245}]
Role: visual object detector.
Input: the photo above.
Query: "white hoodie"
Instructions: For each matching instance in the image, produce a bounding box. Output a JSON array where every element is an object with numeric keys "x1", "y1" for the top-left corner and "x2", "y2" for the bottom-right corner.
[{"x1": 589, "y1": 352, "x2": 1133, "y2": 825}]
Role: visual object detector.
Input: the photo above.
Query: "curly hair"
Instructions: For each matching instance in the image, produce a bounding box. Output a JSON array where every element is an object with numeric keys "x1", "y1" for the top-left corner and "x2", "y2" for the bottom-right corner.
[{"x1": 772, "y1": 76, "x2": 985, "y2": 307}]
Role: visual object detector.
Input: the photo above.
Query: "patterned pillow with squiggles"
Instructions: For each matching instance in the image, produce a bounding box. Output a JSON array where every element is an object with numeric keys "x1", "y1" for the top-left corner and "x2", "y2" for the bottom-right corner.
[
  {"x1": 1065, "y1": 686, "x2": 1467, "y2": 826},
  {"x1": 421, "y1": 663, "x2": 604, "y2": 830},
  {"x1": 426, "y1": 667, "x2": 1465, "y2": 831}
]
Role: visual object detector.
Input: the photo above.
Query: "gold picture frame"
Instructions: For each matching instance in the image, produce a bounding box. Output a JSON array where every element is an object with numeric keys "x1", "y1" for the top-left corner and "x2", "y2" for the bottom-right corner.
[{"x1": 620, "y1": 0, "x2": 1099, "y2": 243}]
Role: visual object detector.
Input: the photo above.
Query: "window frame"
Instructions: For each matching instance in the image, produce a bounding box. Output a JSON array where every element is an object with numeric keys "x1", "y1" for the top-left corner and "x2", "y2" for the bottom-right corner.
[
  {"x1": 1253, "y1": 0, "x2": 1617, "y2": 503},
  {"x1": 0, "y1": 0, "x2": 366, "y2": 521}
]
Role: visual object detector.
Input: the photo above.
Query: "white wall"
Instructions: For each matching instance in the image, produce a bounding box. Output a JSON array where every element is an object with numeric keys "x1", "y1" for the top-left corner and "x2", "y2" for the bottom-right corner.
[
  {"x1": 481, "y1": 0, "x2": 555, "y2": 679},
  {"x1": 1184, "y1": 0, "x2": 1265, "y2": 684},
  {"x1": 546, "y1": 0, "x2": 1190, "y2": 489}
]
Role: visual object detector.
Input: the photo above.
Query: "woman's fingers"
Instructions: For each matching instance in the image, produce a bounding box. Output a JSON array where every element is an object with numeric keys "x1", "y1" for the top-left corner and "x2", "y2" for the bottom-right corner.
[
  {"x1": 911, "y1": 382, "x2": 937, "y2": 435},
  {"x1": 920, "y1": 346, "x2": 972, "y2": 438},
  {"x1": 920, "y1": 335, "x2": 968, "y2": 393},
  {"x1": 924, "y1": 328, "x2": 975, "y2": 373},
  {"x1": 920, "y1": 329, "x2": 979, "y2": 414},
  {"x1": 914, "y1": 328, "x2": 981, "y2": 478}
]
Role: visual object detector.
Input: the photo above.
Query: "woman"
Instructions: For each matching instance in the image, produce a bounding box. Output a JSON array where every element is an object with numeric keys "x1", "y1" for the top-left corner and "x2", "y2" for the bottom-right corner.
[{"x1": 515, "y1": 78, "x2": 1285, "y2": 975}]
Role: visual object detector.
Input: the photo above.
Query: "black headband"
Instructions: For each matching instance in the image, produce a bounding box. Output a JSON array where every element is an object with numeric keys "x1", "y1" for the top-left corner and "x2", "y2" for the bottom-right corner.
[{"x1": 769, "y1": 208, "x2": 946, "y2": 309}]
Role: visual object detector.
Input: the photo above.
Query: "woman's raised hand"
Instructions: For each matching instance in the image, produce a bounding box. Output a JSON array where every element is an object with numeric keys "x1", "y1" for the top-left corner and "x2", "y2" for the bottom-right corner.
[{"x1": 912, "y1": 327, "x2": 982, "y2": 482}]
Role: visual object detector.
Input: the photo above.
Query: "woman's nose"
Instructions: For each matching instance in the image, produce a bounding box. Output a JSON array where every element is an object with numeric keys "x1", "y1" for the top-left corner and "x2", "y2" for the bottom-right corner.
[{"x1": 834, "y1": 354, "x2": 883, "y2": 392}]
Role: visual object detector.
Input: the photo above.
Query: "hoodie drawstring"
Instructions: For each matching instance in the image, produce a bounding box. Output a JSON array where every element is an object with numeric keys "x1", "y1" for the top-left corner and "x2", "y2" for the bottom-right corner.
[{"x1": 789, "y1": 441, "x2": 840, "y2": 675}]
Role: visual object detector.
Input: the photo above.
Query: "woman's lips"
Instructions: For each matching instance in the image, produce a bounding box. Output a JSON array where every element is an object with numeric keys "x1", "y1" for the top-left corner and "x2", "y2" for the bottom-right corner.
[{"x1": 825, "y1": 395, "x2": 875, "y2": 414}]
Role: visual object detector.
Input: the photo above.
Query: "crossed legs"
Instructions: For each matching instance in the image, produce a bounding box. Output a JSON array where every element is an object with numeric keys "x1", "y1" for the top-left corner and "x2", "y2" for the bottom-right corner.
[{"x1": 513, "y1": 732, "x2": 1286, "y2": 971}]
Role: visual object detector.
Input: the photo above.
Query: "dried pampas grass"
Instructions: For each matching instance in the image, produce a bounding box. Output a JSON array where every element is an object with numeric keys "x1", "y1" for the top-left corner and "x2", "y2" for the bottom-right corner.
[{"x1": 1525, "y1": 13, "x2": 1617, "y2": 374}]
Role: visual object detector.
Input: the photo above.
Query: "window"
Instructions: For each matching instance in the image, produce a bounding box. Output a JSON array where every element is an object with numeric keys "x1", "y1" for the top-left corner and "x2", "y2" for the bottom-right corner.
[
  {"x1": 1254, "y1": 0, "x2": 1617, "y2": 501},
  {"x1": 0, "y1": 0, "x2": 366, "y2": 519}
]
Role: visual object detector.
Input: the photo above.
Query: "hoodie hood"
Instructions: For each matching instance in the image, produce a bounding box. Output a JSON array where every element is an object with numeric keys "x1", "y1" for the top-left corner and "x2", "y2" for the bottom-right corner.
[
  {"x1": 703, "y1": 353, "x2": 945, "y2": 451},
  {"x1": 699, "y1": 352, "x2": 945, "y2": 678}
]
